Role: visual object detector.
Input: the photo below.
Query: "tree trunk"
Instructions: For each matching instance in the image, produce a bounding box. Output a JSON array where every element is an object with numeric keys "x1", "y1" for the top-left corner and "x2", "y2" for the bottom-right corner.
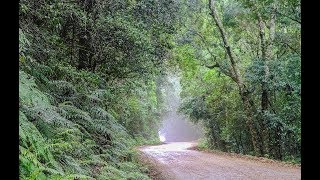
[
  {"x1": 257, "y1": 14, "x2": 269, "y2": 156},
  {"x1": 78, "y1": 30, "x2": 87, "y2": 69},
  {"x1": 241, "y1": 92, "x2": 263, "y2": 155},
  {"x1": 273, "y1": 123, "x2": 282, "y2": 160},
  {"x1": 78, "y1": 30, "x2": 92, "y2": 70},
  {"x1": 208, "y1": 0, "x2": 263, "y2": 156},
  {"x1": 210, "y1": 125, "x2": 218, "y2": 149},
  {"x1": 257, "y1": 6, "x2": 276, "y2": 156},
  {"x1": 71, "y1": 23, "x2": 75, "y2": 64},
  {"x1": 77, "y1": 0, "x2": 94, "y2": 70}
]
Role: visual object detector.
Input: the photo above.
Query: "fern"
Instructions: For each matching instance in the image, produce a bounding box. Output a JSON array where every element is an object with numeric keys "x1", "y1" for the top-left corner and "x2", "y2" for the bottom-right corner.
[
  {"x1": 20, "y1": 66, "x2": 156, "y2": 179},
  {"x1": 49, "y1": 80, "x2": 77, "y2": 102},
  {"x1": 19, "y1": 111, "x2": 61, "y2": 171}
]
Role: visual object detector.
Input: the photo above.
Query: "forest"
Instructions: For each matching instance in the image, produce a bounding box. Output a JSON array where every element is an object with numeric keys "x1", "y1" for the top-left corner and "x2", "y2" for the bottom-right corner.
[{"x1": 19, "y1": 0, "x2": 300, "y2": 179}]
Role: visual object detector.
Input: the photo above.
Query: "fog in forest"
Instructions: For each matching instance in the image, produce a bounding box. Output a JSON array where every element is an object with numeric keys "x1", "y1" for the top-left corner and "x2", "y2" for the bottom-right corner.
[{"x1": 158, "y1": 73, "x2": 203, "y2": 142}]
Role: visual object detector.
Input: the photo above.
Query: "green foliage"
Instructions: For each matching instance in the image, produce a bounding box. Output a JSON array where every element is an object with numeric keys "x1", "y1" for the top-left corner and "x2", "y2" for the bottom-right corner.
[
  {"x1": 19, "y1": 64, "x2": 160, "y2": 178},
  {"x1": 19, "y1": 0, "x2": 179, "y2": 80},
  {"x1": 19, "y1": 0, "x2": 172, "y2": 178},
  {"x1": 176, "y1": 0, "x2": 300, "y2": 162},
  {"x1": 19, "y1": 0, "x2": 301, "y2": 179}
]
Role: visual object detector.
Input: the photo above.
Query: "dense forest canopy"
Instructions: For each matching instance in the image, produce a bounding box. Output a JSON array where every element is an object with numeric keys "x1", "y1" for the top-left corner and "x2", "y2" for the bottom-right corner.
[
  {"x1": 176, "y1": 0, "x2": 300, "y2": 161},
  {"x1": 19, "y1": 0, "x2": 300, "y2": 179}
]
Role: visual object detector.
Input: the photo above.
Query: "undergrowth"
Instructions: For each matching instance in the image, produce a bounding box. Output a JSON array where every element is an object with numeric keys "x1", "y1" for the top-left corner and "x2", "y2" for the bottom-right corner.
[{"x1": 19, "y1": 65, "x2": 161, "y2": 179}]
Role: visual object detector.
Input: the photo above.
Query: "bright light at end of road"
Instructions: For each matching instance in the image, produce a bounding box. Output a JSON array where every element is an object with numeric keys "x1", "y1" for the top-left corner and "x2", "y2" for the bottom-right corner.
[{"x1": 159, "y1": 135, "x2": 166, "y2": 142}]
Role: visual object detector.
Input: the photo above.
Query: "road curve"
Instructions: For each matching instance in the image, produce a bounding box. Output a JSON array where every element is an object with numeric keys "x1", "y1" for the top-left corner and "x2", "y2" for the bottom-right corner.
[{"x1": 139, "y1": 142, "x2": 301, "y2": 180}]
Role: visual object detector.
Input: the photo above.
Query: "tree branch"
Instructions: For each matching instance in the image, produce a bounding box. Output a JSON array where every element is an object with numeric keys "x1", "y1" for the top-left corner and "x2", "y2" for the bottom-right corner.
[
  {"x1": 208, "y1": 0, "x2": 243, "y2": 87},
  {"x1": 274, "y1": 9, "x2": 301, "y2": 24},
  {"x1": 191, "y1": 30, "x2": 236, "y2": 80},
  {"x1": 204, "y1": 63, "x2": 220, "y2": 69}
]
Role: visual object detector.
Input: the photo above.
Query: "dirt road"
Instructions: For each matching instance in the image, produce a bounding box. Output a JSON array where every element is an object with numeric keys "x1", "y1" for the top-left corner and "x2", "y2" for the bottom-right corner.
[{"x1": 139, "y1": 142, "x2": 301, "y2": 180}]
